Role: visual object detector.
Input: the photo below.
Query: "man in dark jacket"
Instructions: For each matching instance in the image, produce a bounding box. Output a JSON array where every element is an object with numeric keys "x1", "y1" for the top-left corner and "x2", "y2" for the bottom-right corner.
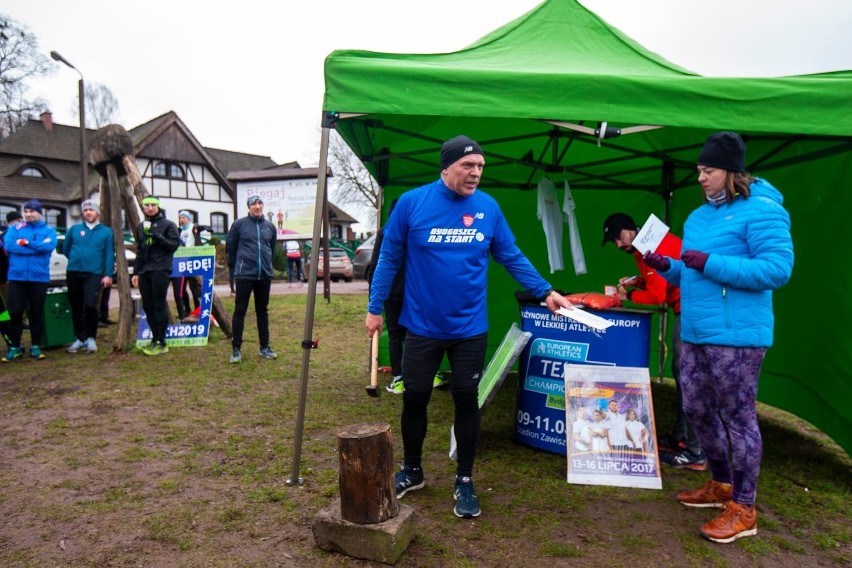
[
  {"x1": 131, "y1": 196, "x2": 180, "y2": 356},
  {"x1": 226, "y1": 195, "x2": 278, "y2": 363}
]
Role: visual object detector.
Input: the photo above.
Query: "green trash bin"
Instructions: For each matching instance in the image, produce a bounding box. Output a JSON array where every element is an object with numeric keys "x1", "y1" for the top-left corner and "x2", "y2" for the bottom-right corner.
[{"x1": 42, "y1": 290, "x2": 75, "y2": 348}]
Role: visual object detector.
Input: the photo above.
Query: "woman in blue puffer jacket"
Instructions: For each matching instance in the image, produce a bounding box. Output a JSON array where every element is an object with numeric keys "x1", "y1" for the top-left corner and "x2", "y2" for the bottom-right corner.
[{"x1": 644, "y1": 132, "x2": 794, "y2": 544}]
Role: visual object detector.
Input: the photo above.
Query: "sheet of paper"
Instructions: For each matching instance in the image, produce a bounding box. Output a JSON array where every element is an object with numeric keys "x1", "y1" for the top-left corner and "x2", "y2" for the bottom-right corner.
[
  {"x1": 556, "y1": 307, "x2": 614, "y2": 331},
  {"x1": 632, "y1": 213, "x2": 670, "y2": 255}
]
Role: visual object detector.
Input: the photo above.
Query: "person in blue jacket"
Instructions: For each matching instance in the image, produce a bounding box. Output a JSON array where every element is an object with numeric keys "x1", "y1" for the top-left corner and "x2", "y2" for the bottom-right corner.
[
  {"x1": 644, "y1": 132, "x2": 794, "y2": 544},
  {"x1": 226, "y1": 195, "x2": 278, "y2": 363},
  {"x1": 365, "y1": 135, "x2": 572, "y2": 519},
  {"x1": 63, "y1": 200, "x2": 115, "y2": 354},
  {"x1": 2, "y1": 199, "x2": 57, "y2": 362}
]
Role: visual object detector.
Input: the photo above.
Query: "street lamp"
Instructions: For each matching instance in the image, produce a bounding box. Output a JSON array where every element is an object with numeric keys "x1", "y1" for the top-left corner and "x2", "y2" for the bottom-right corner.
[{"x1": 50, "y1": 51, "x2": 87, "y2": 199}]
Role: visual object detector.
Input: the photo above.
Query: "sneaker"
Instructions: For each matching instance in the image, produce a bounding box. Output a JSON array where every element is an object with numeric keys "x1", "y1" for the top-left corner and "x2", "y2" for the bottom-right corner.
[
  {"x1": 230, "y1": 348, "x2": 242, "y2": 364},
  {"x1": 2, "y1": 346, "x2": 24, "y2": 362},
  {"x1": 701, "y1": 500, "x2": 757, "y2": 543},
  {"x1": 453, "y1": 476, "x2": 481, "y2": 518},
  {"x1": 66, "y1": 339, "x2": 86, "y2": 354},
  {"x1": 85, "y1": 338, "x2": 98, "y2": 354},
  {"x1": 395, "y1": 465, "x2": 425, "y2": 499},
  {"x1": 134, "y1": 341, "x2": 152, "y2": 353},
  {"x1": 678, "y1": 480, "x2": 733, "y2": 508},
  {"x1": 142, "y1": 342, "x2": 169, "y2": 356},
  {"x1": 657, "y1": 432, "x2": 687, "y2": 453},
  {"x1": 30, "y1": 345, "x2": 46, "y2": 360},
  {"x1": 660, "y1": 449, "x2": 708, "y2": 471},
  {"x1": 258, "y1": 346, "x2": 278, "y2": 359},
  {"x1": 386, "y1": 376, "x2": 404, "y2": 394},
  {"x1": 433, "y1": 371, "x2": 450, "y2": 389}
]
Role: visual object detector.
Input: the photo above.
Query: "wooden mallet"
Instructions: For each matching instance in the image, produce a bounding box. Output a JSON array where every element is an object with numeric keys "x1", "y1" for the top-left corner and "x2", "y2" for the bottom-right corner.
[{"x1": 365, "y1": 333, "x2": 380, "y2": 398}]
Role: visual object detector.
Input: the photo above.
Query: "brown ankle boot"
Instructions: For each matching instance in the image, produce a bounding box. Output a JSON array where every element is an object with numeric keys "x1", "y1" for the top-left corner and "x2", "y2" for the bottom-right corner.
[
  {"x1": 677, "y1": 479, "x2": 732, "y2": 508},
  {"x1": 700, "y1": 500, "x2": 757, "y2": 543}
]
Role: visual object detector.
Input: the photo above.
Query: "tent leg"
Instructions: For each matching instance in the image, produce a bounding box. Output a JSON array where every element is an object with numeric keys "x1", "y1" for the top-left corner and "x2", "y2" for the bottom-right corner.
[{"x1": 287, "y1": 124, "x2": 332, "y2": 486}]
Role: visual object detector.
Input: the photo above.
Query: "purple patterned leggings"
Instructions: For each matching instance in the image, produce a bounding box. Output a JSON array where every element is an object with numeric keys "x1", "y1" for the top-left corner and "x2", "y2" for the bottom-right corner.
[{"x1": 680, "y1": 343, "x2": 767, "y2": 506}]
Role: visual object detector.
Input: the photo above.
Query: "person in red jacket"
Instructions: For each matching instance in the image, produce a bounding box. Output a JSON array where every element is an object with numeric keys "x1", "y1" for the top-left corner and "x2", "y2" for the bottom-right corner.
[{"x1": 601, "y1": 212, "x2": 705, "y2": 470}]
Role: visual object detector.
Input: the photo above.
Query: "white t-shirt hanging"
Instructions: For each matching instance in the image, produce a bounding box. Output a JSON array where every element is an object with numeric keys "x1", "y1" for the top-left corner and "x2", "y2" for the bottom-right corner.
[
  {"x1": 536, "y1": 177, "x2": 565, "y2": 273},
  {"x1": 563, "y1": 180, "x2": 587, "y2": 275}
]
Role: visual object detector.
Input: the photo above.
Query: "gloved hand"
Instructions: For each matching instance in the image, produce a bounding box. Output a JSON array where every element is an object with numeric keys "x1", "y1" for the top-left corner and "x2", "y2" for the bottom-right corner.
[
  {"x1": 143, "y1": 221, "x2": 152, "y2": 233},
  {"x1": 682, "y1": 250, "x2": 709, "y2": 272},
  {"x1": 643, "y1": 251, "x2": 670, "y2": 272},
  {"x1": 16, "y1": 238, "x2": 29, "y2": 247}
]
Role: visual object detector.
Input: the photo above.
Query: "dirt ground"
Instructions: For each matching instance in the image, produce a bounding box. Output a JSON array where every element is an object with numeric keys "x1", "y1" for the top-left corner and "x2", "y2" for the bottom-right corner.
[{"x1": 0, "y1": 288, "x2": 849, "y2": 567}]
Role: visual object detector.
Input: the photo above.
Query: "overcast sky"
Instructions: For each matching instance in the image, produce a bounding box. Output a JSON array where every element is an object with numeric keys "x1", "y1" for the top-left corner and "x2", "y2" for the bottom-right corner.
[{"x1": 6, "y1": 0, "x2": 852, "y2": 169}]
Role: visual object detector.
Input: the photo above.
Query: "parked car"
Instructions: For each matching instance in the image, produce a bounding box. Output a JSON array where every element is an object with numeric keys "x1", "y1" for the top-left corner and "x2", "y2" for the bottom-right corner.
[
  {"x1": 49, "y1": 234, "x2": 136, "y2": 286},
  {"x1": 303, "y1": 247, "x2": 353, "y2": 282},
  {"x1": 352, "y1": 234, "x2": 376, "y2": 281}
]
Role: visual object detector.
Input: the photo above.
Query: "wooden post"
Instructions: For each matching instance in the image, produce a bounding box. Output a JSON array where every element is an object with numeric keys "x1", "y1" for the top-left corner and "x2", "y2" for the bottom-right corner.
[
  {"x1": 337, "y1": 423, "x2": 398, "y2": 525},
  {"x1": 106, "y1": 163, "x2": 135, "y2": 353}
]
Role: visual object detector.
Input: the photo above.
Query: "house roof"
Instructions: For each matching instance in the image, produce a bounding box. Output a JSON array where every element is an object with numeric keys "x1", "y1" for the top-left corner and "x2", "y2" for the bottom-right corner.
[
  {"x1": 0, "y1": 117, "x2": 96, "y2": 203},
  {"x1": 226, "y1": 166, "x2": 330, "y2": 182}
]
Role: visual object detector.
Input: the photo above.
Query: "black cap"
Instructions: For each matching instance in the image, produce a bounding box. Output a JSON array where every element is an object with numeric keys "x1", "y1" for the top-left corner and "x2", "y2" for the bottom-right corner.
[
  {"x1": 601, "y1": 212, "x2": 638, "y2": 246},
  {"x1": 697, "y1": 131, "x2": 746, "y2": 172},
  {"x1": 440, "y1": 135, "x2": 483, "y2": 169}
]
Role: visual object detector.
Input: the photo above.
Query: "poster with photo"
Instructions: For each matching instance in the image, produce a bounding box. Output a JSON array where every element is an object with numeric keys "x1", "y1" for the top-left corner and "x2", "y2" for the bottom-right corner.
[
  {"x1": 564, "y1": 364, "x2": 662, "y2": 490},
  {"x1": 235, "y1": 178, "x2": 317, "y2": 239}
]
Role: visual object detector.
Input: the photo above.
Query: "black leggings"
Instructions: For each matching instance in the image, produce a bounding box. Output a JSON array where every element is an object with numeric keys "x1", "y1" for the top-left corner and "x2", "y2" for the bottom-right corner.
[
  {"x1": 231, "y1": 278, "x2": 272, "y2": 349},
  {"x1": 401, "y1": 332, "x2": 486, "y2": 478},
  {"x1": 6, "y1": 280, "x2": 48, "y2": 347},
  {"x1": 139, "y1": 270, "x2": 171, "y2": 344}
]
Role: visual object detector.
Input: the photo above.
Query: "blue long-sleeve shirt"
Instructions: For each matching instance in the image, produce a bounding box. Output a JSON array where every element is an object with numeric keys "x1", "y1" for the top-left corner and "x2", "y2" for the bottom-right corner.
[
  {"x1": 3, "y1": 219, "x2": 57, "y2": 283},
  {"x1": 369, "y1": 178, "x2": 551, "y2": 339},
  {"x1": 63, "y1": 222, "x2": 116, "y2": 277}
]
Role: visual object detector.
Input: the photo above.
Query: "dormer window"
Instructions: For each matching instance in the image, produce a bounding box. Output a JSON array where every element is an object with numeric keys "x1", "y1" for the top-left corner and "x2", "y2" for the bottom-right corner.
[
  {"x1": 19, "y1": 166, "x2": 45, "y2": 178},
  {"x1": 153, "y1": 161, "x2": 185, "y2": 180}
]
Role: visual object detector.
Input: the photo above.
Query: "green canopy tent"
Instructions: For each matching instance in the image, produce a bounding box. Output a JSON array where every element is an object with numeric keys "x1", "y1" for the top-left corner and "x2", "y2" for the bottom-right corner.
[{"x1": 287, "y1": 0, "x2": 851, "y2": 481}]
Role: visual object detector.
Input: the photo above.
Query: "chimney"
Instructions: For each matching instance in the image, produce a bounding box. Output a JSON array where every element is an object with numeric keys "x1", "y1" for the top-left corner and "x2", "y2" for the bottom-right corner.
[{"x1": 40, "y1": 111, "x2": 53, "y2": 131}]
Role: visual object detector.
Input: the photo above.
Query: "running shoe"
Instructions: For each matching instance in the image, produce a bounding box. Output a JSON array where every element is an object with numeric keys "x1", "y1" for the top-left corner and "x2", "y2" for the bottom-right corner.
[
  {"x1": 395, "y1": 465, "x2": 425, "y2": 499},
  {"x1": 386, "y1": 376, "x2": 404, "y2": 394},
  {"x1": 453, "y1": 476, "x2": 481, "y2": 518}
]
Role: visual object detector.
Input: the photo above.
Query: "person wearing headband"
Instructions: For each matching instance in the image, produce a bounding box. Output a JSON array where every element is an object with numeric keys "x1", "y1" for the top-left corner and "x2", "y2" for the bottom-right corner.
[{"x1": 131, "y1": 195, "x2": 180, "y2": 356}]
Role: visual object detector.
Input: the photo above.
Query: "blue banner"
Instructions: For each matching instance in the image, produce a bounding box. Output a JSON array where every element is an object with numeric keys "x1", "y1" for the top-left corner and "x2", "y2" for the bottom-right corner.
[
  {"x1": 135, "y1": 246, "x2": 216, "y2": 348},
  {"x1": 515, "y1": 305, "x2": 651, "y2": 454}
]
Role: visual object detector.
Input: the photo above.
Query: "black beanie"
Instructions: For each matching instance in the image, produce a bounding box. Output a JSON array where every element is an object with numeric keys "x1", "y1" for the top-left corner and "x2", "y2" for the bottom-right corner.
[
  {"x1": 697, "y1": 131, "x2": 746, "y2": 172},
  {"x1": 440, "y1": 135, "x2": 483, "y2": 170}
]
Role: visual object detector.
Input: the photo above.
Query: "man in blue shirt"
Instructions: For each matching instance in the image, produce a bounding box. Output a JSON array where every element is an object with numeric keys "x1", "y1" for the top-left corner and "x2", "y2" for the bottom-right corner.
[
  {"x1": 2, "y1": 200, "x2": 57, "y2": 361},
  {"x1": 366, "y1": 135, "x2": 571, "y2": 519},
  {"x1": 63, "y1": 200, "x2": 115, "y2": 354}
]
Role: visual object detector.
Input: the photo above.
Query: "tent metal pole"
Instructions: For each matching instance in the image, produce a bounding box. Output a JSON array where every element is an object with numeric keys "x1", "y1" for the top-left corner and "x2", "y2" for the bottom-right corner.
[{"x1": 287, "y1": 119, "x2": 333, "y2": 486}]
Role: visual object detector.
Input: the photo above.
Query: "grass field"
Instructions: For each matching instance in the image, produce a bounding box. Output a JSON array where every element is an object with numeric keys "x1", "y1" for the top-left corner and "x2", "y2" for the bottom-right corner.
[{"x1": 0, "y1": 293, "x2": 849, "y2": 567}]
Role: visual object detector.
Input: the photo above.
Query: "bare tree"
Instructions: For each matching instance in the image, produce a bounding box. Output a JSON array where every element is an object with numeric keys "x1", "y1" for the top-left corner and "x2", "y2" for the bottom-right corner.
[
  {"x1": 0, "y1": 13, "x2": 52, "y2": 140},
  {"x1": 328, "y1": 130, "x2": 381, "y2": 232},
  {"x1": 76, "y1": 82, "x2": 120, "y2": 129}
]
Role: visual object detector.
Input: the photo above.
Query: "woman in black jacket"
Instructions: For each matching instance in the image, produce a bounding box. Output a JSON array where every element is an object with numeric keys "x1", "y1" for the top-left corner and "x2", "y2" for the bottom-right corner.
[{"x1": 131, "y1": 196, "x2": 180, "y2": 355}]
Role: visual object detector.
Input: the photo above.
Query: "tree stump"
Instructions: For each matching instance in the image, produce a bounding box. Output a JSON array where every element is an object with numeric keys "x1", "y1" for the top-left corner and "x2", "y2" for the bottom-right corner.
[{"x1": 337, "y1": 423, "x2": 398, "y2": 525}]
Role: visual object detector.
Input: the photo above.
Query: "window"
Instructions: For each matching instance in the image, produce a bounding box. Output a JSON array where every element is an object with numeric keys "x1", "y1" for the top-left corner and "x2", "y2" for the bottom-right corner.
[
  {"x1": 18, "y1": 166, "x2": 45, "y2": 178},
  {"x1": 44, "y1": 207, "x2": 65, "y2": 229},
  {"x1": 210, "y1": 212, "x2": 228, "y2": 234},
  {"x1": 0, "y1": 203, "x2": 20, "y2": 229},
  {"x1": 153, "y1": 161, "x2": 185, "y2": 180}
]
